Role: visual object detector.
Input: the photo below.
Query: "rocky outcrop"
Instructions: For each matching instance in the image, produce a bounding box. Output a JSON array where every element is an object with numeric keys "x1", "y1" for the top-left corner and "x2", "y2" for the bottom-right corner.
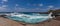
[{"x1": 48, "y1": 9, "x2": 60, "y2": 21}]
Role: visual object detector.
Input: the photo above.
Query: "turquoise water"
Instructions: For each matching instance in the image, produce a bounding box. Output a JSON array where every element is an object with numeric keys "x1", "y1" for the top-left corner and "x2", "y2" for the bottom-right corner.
[{"x1": 7, "y1": 13, "x2": 49, "y2": 24}]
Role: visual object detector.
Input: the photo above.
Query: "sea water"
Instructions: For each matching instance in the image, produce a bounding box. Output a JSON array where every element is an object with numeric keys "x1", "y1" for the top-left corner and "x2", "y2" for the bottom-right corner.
[{"x1": 6, "y1": 13, "x2": 49, "y2": 24}]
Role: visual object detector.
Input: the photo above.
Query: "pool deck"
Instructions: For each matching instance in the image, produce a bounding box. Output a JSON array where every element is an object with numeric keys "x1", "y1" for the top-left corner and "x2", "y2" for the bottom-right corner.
[{"x1": 0, "y1": 17, "x2": 60, "y2": 26}]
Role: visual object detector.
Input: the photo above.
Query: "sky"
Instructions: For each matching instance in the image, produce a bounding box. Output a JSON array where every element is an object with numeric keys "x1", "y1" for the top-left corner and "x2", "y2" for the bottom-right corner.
[{"x1": 0, "y1": 0, "x2": 60, "y2": 12}]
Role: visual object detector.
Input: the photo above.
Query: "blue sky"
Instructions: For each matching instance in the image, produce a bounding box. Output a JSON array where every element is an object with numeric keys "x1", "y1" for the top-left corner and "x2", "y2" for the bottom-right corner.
[{"x1": 0, "y1": 0, "x2": 60, "y2": 12}]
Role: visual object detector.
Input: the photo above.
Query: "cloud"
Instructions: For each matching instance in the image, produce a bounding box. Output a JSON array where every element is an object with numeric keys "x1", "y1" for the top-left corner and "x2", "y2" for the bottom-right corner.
[
  {"x1": 2, "y1": 0, "x2": 8, "y2": 2},
  {"x1": 1, "y1": 1, "x2": 4, "y2": 4},
  {"x1": 27, "y1": 3, "x2": 43, "y2": 7},
  {"x1": 2, "y1": 5, "x2": 7, "y2": 7},
  {"x1": 32, "y1": 4, "x2": 43, "y2": 6},
  {"x1": 54, "y1": 8, "x2": 60, "y2": 10},
  {"x1": 27, "y1": 3, "x2": 31, "y2": 6},
  {"x1": 1, "y1": 0, "x2": 8, "y2": 4},
  {"x1": 0, "y1": 5, "x2": 8, "y2": 12},
  {"x1": 0, "y1": 7, "x2": 6, "y2": 11},
  {"x1": 38, "y1": 4, "x2": 43, "y2": 6},
  {"x1": 48, "y1": 5, "x2": 54, "y2": 8},
  {"x1": 33, "y1": 4, "x2": 36, "y2": 6},
  {"x1": 16, "y1": 8, "x2": 47, "y2": 12},
  {"x1": 15, "y1": 4, "x2": 19, "y2": 6},
  {"x1": 47, "y1": 5, "x2": 54, "y2": 10}
]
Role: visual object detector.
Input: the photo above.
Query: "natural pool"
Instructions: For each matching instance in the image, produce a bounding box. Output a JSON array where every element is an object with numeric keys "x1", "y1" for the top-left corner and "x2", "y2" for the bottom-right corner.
[{"x1": 6, "y1": 13, "x2": 50, "y2": 24}]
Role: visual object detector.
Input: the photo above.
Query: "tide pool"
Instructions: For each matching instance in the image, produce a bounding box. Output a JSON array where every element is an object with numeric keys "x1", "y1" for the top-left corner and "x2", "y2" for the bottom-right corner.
[{"x1": 6, "y1": 13, "x2": 49, "y2": 24}]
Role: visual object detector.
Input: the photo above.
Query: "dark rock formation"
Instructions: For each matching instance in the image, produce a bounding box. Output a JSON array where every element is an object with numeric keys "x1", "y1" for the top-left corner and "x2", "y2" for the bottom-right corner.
[{"x1": 48, "y1": 9, "x2": 60, "y2": 21}]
